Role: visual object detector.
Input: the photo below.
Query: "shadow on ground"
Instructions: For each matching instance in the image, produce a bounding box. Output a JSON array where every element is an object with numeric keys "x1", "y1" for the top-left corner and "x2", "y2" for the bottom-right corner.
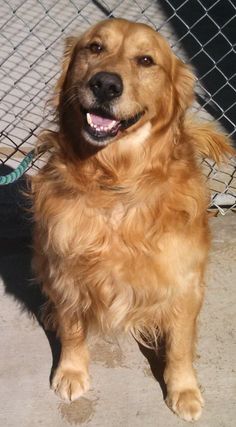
[
  {"x1": 138, "y1": 339, "x2": 167, "y2": 400},
  {"x1": 0, "y1": 165, "x2": 61, "y2": 379}
]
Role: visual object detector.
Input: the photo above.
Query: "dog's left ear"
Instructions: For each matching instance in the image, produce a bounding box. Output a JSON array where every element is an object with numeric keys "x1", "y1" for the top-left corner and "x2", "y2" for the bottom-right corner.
[
  {"x1": 174, "y1": 59, "x2": 196, "y2": 114},
  {"x1": 52, "y1": 36, "x2": 77, "y2": 107}
]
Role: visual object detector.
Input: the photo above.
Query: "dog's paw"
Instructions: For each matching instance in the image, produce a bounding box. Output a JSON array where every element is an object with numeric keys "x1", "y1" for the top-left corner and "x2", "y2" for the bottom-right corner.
[
  {"x1": 51, "y1": 367, "x2": 90, "y2": 401},
  {"x1": 166, "y1": 388, "x2": 204, "y2": 422}
]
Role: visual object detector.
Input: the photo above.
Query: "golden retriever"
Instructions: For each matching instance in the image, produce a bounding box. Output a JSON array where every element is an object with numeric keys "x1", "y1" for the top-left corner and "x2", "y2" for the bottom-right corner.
[{"x1": 32, "y1": 18, "x2": 233, "y2": 421}]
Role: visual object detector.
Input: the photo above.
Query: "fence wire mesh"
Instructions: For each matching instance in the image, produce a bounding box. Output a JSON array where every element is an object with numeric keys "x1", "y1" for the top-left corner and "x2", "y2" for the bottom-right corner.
[{"x1": 0, "y1": 0, "x2": 235, "y2": 213}]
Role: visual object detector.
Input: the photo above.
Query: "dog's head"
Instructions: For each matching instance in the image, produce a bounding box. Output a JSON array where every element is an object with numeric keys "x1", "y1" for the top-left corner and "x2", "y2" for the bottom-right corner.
[{"x1": 55, "y1": 19, "x2": 195, "y2": 151}]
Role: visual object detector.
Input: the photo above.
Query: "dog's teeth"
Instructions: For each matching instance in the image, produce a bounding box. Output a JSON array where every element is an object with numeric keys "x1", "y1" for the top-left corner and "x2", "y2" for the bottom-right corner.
[
  {"x1": 87, "y1": 115, "x2": 117, "y2": 133},
  {"x1": 108, "y1": 120, "x2": 117, "y2": 129},
  {"x1": 87, "y1": 113, "x2": 92, "y2": 125}
]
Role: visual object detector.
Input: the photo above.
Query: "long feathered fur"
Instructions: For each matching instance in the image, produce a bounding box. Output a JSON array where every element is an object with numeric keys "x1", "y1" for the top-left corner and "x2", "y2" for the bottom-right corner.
[{"x1": 186, "y1": 119, "x2": 234, "y2": 164}]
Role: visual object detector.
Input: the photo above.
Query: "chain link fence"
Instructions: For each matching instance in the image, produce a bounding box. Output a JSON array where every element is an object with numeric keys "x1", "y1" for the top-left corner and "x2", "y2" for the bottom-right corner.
[{"x1": 0, "y1": 0, "x2": 235, "y2": 213}]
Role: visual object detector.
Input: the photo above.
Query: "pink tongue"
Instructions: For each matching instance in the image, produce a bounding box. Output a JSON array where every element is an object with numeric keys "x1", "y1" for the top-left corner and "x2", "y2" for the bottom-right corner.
[{"x1": 90, "y1": 113, "x2": 117, "y2": 126}]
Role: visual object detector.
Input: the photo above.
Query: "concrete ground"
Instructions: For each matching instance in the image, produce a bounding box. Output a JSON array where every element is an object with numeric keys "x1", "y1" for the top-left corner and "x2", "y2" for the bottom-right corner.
[{"x1": 0, "y1": 214, "x2": 235, "y2": 427}]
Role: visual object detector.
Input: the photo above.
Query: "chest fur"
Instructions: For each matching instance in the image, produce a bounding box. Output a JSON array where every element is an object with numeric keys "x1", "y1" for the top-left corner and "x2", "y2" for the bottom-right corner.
[{"x1": 37, "y1": 182, "x2": 207, "y2": 336}]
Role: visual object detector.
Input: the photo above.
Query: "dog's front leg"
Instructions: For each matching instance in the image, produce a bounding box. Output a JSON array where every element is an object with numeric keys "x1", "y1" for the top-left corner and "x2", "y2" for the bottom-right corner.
[
  {"x1": 51, "y1": 316, "x2": 90, "y2": 401},
  {"x1": 164, "y1": 290, "x2": 204, "y2": 422}
]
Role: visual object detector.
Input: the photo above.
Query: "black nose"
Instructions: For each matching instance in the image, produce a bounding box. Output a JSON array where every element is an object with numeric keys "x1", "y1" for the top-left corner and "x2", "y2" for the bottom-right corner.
[{"x1": 89, "y1": 72, "x2": 123, "y2": 102}]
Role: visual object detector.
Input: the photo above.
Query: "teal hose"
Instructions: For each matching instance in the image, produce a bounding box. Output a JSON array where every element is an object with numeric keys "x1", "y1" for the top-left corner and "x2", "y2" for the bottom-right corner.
[{"x1": 0, "y1": 149, "x2": 35, "y2": 185}]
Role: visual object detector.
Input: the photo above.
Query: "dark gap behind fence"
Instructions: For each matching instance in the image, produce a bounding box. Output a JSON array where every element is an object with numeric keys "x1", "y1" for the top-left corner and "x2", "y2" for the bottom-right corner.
[{"x1": 158, "y1": 0, "x2": 236, "y2": 143}]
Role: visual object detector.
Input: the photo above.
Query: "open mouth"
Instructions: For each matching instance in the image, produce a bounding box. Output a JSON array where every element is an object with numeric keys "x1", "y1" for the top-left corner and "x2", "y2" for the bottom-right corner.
[{"x1": 82, "y1": 108, "x2": 144, "y2": 145}]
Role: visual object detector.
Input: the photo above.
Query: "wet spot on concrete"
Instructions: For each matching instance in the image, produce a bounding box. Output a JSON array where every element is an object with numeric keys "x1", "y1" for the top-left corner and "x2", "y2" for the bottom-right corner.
[
  {"x1": 91, "y1": 341, "x2": 126, "y2": 368},
  {"x1": 59, "y1": 397, "x2": 98, "y2": 425}
]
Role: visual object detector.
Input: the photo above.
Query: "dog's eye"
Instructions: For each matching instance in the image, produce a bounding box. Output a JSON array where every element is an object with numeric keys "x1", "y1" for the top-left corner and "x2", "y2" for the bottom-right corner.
[
  {"x1": 137, "y1": 55, "x2": 155, "y2": 67},
  {"x1": 88, "y1": 42, "x2": 103, "y2": 54}
]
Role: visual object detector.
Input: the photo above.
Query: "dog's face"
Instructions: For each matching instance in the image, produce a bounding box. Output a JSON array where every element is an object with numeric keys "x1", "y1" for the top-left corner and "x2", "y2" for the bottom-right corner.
[{"x1": 57, "y1": 19, "x2": 195, "y2": 149}]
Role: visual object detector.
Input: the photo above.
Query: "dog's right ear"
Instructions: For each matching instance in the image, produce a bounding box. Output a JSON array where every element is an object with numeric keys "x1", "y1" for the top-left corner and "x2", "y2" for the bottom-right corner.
[{"x1": 52, "y1": 36, "x2": 77, "y2": 108}]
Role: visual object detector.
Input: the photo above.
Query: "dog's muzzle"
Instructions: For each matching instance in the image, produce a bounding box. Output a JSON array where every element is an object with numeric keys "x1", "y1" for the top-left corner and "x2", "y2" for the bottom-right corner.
[{"x1": 80, "y1": 72, "x2": 144, "y2": 146}]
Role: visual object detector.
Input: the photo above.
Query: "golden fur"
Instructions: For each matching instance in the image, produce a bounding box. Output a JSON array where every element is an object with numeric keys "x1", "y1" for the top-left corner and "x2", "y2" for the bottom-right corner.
[{"x1": 32, "y1": 19, "x2": 233, "y2": 421}]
